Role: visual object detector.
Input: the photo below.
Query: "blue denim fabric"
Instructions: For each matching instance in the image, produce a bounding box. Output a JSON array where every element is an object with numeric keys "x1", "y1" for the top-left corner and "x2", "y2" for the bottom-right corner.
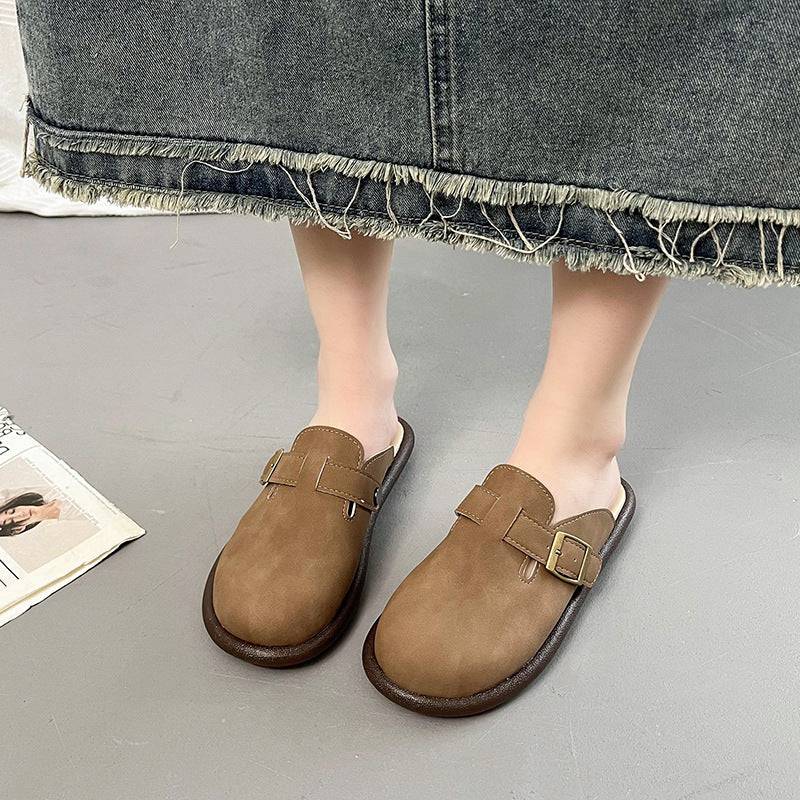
[{"x1": 15, "y1": 0, "x2": 800, "y2": 286}]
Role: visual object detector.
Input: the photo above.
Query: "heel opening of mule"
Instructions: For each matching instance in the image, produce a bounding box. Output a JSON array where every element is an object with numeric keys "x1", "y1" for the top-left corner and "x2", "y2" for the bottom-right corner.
[
  {"x1": 390, "y1": 418, "x2": 405, "y2": 456},
  {"x1": 610, "y1": 483, "x2": 627, "y2": 519}
]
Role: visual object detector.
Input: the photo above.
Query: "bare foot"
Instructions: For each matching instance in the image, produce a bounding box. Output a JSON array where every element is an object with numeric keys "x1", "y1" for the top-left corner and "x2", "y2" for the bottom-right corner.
[
  {"x1": 506, "y1": 450, "x2": 624, "y2": 521},
  {"x1": 308, "y1": 407, "x2": 402, "y2": 461},
  {"x1": 307, "y1": 341, "x2": 401, "y2": 460}
]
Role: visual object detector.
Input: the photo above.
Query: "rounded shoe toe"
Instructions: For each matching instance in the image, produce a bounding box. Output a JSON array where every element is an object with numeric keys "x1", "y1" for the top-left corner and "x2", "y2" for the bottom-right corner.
[
  {"x1": 212, "y1": 549, "x2": 333, "y2": 647},
  {"x1": 373, "y1": 578, "x2": 525, "y2": 699}
]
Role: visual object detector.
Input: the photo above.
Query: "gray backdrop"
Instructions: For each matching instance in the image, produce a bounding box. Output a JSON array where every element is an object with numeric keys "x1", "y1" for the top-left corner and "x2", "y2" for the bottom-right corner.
[{"x1": 2, "y1": 212, "x2": 798, "y2": 800}]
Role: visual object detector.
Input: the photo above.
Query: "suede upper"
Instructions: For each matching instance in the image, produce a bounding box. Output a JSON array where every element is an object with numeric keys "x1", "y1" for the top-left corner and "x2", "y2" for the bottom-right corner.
[
  {"x1": 373, "y1": 464, "x2": 618, "y2": 698},
  {"x1": 212, "y1": 426, "x2": 395, "y2": 646}
]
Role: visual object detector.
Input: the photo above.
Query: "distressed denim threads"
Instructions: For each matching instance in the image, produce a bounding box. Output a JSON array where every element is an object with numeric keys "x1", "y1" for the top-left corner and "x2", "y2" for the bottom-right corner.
[{"x1": 15, "y1": 0, "x2": 800, "y2": 287}]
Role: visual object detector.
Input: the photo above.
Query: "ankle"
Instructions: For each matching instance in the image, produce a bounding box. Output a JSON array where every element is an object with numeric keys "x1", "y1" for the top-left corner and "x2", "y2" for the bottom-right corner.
[
  {"x1": 308, "y1": 405, "x2": 400, "y2": 461},
  {"x1": 509, "y1": 400, "x2": 625, "y2": 519},
  {"x1": 521, "y1": 387, "x2": 626, "y2": 463},
  {"x1": 317, "y1": 343, "x2": 398, "y2": 398},
  {"x1": 310, "y1": 347, "x2": 400, "y2": 460},
  {"x1": 506, "y1": 448, "x2": 622, "y2": 521}
]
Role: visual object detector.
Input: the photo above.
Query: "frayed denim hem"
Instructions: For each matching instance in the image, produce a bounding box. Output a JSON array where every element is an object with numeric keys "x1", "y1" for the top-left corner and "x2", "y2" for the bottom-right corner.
[{"x1": 21, "y1": 106, "x2": 800, "y2": 289}]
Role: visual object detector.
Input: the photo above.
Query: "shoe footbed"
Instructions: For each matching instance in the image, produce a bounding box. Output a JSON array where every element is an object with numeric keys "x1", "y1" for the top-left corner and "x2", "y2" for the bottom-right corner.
[
  {"x1": 609, "y1": 482, "x2": 627, "y2": 519},
  {"x1": 389, "y1": 418, "x2": 405, "y2": 456}
]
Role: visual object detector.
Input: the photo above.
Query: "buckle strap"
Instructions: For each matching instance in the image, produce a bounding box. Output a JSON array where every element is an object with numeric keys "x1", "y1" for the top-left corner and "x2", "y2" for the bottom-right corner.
[
  {"x1": 501, "y1": 509, "x2": 602, "y2": 587},
  {"x1": 315, "y1": 458, "x2": 380, "y2": 511},
  {"x1": 455, "y1": 484, "x2": 602, "y2": 587},
  {"x1": 260, "y1": 449, "x2": 306, "y2": 486},
  {"x1": 260, "y1": 448, "x2": 379, "y2": 511},
  {"x1": 455, "y1": 484, "x2": 500, "y2": 523}
]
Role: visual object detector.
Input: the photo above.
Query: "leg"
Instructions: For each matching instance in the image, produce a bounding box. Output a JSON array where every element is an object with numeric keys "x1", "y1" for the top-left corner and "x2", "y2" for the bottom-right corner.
[
  {"x1": 508, "y1": 258, "x2": 669, "y2": 520},
  {"x1": 290, "y1": 222, "x2": 400, "y2": 459},
  {"x1": 365, "y1": 259, "x2": 669, "y2": 715},
  {"x1": 205, "y1": 223, "x2": 412, "y2": 665}
]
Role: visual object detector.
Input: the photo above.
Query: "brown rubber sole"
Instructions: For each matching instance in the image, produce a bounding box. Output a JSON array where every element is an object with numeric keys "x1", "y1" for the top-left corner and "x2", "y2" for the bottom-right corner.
[
  {"x1": 202, "y1": 416, "x2": 415, "y2": 668},
  {"x1": 362, "y1": 477, "x2": 636, "y2": 716}
]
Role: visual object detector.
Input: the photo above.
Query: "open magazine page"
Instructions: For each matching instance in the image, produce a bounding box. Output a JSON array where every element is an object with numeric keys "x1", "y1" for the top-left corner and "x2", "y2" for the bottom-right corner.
[{"x1": 0, "y1": 406, "x2": 145, "y2": 626}]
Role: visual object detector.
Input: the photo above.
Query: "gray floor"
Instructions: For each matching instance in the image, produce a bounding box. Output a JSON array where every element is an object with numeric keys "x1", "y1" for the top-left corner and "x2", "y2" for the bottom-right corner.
[{"x1": 2, "y1": 212, "x2": 799, "y2": 800}]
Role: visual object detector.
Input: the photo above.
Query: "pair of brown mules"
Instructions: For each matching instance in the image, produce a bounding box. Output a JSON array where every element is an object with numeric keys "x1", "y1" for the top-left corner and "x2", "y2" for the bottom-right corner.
[{"x1": 202, "y1": 417, "x2": 635, "y2": 717}]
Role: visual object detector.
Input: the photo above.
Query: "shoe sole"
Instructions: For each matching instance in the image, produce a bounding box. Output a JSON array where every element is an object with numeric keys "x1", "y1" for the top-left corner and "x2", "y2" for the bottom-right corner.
[
  {"x1": 361, "y1": 477, "x2": 636, "y2": 716},
  {"x1": 202, "y1": 416, "x2": 415, "y2": 668}
]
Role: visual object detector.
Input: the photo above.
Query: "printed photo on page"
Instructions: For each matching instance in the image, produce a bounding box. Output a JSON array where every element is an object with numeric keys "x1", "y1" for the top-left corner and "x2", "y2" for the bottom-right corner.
[{"x1": 0, "y1": 407, "x2": 145, "y2": 627}]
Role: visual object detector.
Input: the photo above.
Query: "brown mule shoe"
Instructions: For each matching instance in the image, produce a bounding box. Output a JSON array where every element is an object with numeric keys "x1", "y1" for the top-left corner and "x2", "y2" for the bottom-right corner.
[
  {"x1": 362, "y1": 463, "x2": 635, "y2": 716},
  {"x1": 203, "y1": 417, "x2": 414, "y2": 667}
]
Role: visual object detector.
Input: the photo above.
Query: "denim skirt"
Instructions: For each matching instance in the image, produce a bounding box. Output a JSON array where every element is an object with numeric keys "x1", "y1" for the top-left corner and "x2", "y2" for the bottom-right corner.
[{"x1": 15, "y1": 1, "x2": 800, "y2": 287}]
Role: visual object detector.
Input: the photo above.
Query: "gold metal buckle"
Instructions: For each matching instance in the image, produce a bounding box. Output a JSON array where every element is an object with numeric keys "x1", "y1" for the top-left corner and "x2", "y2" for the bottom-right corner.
[
  {"x1": 545, "y1": 530, "x2": 593, "y2": 586},
  {"x1": 259, "y1": 448, "x2": 284, "y2": 485}
]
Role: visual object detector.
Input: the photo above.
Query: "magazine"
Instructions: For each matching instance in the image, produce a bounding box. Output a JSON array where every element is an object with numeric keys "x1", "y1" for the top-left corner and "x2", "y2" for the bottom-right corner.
[{"x1": 0, "y1": 406, "x2": 145, "y2": 627}]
